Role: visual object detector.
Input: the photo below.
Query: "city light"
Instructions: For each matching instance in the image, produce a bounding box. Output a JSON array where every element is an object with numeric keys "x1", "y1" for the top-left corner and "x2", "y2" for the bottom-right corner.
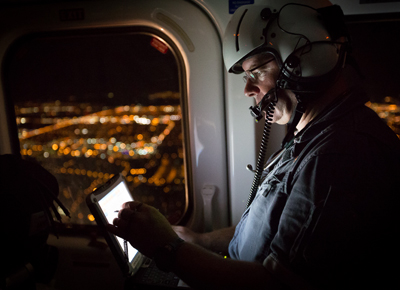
[{"x1": 16, "y1": 99, "x2": 186, "y2": 225}]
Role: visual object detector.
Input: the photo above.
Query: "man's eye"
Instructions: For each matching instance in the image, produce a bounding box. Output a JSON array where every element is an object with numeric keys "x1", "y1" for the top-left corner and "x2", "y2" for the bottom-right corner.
[{"x1": 256, "y1": 71, "x2": 266, "y2": 78}]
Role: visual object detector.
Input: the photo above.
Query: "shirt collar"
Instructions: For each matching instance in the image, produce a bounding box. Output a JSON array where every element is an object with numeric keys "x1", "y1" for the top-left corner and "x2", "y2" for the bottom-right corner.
[{"x1": 291, "y1": 87, "x2": 369, "y2": 156}]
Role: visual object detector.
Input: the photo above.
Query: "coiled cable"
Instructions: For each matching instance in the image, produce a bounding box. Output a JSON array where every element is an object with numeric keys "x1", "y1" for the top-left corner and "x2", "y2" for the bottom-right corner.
[{"x1": 246, "y1": 101, "x2": 276, "y2": 208}]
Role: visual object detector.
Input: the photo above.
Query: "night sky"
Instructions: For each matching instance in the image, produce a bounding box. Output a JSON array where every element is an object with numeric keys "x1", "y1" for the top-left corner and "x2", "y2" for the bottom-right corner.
[
  {"x1": 4, "y1": 31, "x2": 179, "y2": 106},
  {"x1": 346, "y1": 19, "x2": 400, "y2": 103}
]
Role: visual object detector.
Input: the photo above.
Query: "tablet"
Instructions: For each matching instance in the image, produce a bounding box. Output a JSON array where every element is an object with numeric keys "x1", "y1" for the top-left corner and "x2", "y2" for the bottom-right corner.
[{"x1": 86, "y1": 173, "x2": 144, "y2": 276}]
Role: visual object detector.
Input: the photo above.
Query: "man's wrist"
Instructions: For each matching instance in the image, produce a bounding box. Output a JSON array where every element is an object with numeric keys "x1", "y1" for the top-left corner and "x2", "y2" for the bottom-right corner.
[{"x1": 153, "y1": 237, "x2": 185, "y2": 272}]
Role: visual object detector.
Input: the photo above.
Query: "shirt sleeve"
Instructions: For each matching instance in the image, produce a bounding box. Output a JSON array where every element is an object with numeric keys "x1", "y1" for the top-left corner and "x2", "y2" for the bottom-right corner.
[{"x1": 263, "y1": 149, "x2": 366, "y2": 289}]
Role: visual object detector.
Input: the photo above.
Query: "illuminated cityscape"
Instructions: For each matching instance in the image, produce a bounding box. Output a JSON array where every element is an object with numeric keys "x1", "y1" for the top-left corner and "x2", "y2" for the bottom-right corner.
[
  {"x1": 16, "y1": 91, "x2": 187, "y2": 225},
  {"x1": 15, "y1": 92, "x2": 400, "y2": 227},
  {"x1": 366, "y1": 97, "x2": 400, "y2": 138}
]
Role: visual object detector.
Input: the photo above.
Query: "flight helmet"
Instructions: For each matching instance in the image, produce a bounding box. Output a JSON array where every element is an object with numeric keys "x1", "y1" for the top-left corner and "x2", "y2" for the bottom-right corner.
[{"x1": 223, "y1": 0, "x2": 350, "y2": 94}]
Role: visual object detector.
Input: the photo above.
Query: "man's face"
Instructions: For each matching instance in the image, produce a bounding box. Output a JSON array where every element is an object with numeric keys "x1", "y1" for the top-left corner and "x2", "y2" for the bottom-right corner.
[{"x1": 242, "y1": 54, "x2": 297, "y2": 125}]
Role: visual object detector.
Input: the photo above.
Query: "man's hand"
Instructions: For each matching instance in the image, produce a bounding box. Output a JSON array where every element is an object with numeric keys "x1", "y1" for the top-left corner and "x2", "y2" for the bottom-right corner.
[
  {"x1": 172, "y1": 225, "x2": 201, "y2": 244},
  {"x1": 173, "y1": 225, "x2": 236, "y2": 254},
  {"x1": 107, "y1": 201, "x2": 179, "y2": 258}
]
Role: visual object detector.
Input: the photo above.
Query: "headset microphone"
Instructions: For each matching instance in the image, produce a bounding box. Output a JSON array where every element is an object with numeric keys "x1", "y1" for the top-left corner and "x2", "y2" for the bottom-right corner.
[{"x1": 249, "y1": 88, "x2": 278, "y2": 122}]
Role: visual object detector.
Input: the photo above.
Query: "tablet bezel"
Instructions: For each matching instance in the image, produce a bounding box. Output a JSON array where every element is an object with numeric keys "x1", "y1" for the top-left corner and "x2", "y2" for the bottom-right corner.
[{"x1": 86, "y1": 173, "x2": 143, "y2": 277}]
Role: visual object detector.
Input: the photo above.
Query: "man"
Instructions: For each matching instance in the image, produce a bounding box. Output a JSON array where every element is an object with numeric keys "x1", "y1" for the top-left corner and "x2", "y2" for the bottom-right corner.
[{"x1": 108, "y1": 1, "x2": 400, "y2": 289}]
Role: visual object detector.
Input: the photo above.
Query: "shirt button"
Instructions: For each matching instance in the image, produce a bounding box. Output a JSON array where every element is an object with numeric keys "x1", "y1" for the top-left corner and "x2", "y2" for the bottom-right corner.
[{"x1": 262, "y1": 184, "x2": 272, "y2": 197}]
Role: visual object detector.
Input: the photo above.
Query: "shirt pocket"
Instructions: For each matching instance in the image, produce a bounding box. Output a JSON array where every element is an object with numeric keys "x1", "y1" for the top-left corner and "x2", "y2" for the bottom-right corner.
[{"x1": 251, "y1": 172, "x2": 289, "y2": 227}]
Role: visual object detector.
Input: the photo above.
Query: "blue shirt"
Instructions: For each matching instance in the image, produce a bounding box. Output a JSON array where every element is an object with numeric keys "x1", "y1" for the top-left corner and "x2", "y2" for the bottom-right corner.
[{"x1": 229, "y1": 88, "x2": 400, "y2": 289}]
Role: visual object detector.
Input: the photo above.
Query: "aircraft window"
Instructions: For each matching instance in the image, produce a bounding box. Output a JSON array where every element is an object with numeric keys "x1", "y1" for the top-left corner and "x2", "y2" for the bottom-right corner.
[
  {"x1": 5, "y1": 30, "x2": 190, "y2": 226},
  {"x1": 345, "y1": 14, "x2": 400, "y2": 138}
]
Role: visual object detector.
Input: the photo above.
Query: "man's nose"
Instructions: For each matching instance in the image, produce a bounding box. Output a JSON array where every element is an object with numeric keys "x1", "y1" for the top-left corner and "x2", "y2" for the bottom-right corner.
[{"x1": 244, "y1": 79, "x2": 260, "y2": 98}]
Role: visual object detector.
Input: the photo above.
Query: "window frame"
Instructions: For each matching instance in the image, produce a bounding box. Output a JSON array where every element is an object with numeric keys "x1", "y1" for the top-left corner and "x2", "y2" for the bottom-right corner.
[{"x1": 2, "y1": 26, "x2": 194, "y2": 231}]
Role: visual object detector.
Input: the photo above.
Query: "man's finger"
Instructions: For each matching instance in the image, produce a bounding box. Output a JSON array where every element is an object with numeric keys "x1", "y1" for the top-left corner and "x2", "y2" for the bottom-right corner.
[
  {"x1": 118, "y1": 208, "x2": 135, "y2": 221},
  {"x1": 123, "y1": 201, "x2": 143, "y2": 211},
  {"x1": 106, "y1": 223, "x2": 126, "y2": 239}
]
